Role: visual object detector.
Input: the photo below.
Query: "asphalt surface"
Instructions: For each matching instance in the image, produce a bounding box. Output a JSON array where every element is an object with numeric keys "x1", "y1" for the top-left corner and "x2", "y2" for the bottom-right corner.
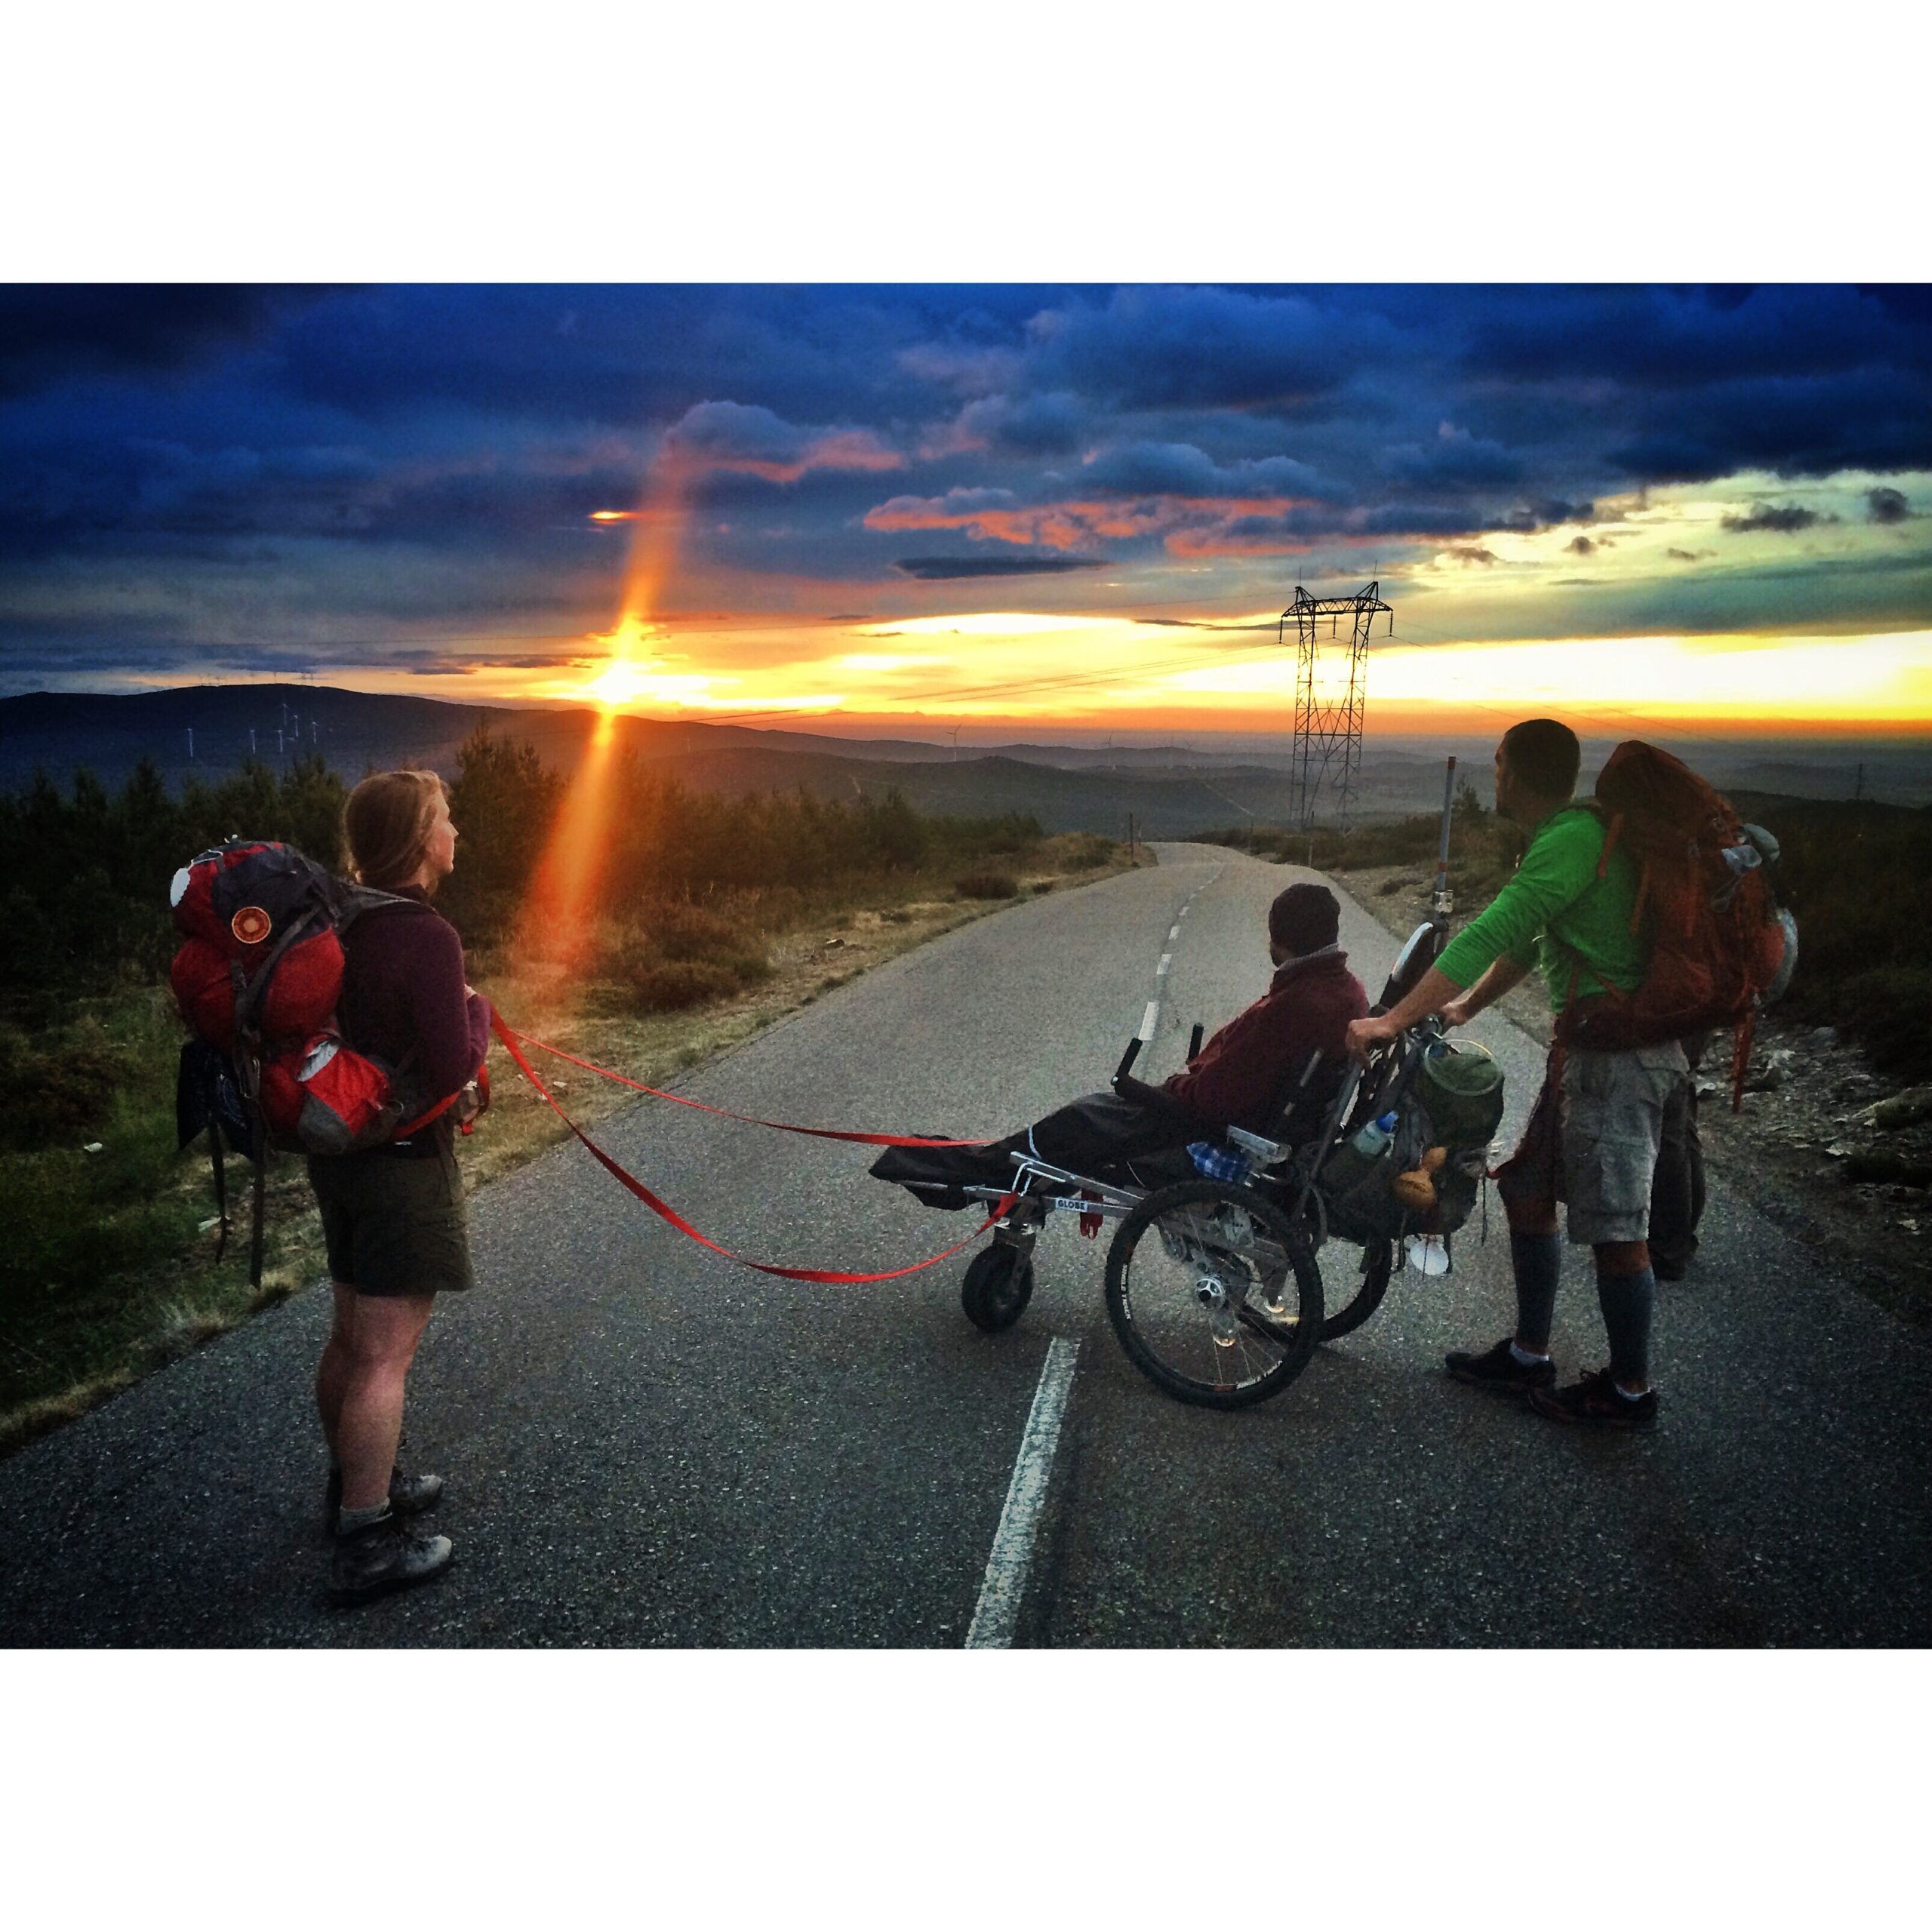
[{"x1": 3, "y1": 844, "x2": 1928, "y2": 1646}]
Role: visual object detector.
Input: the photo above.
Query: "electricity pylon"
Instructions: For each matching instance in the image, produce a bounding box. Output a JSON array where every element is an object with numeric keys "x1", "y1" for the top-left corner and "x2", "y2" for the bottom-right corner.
[{"x1": 1283, "y1": 580, "x2": 1392, "y2": 833}]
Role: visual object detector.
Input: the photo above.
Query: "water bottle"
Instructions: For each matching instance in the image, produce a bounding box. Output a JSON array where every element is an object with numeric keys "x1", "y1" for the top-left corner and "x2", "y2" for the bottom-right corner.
[{"x1": 1322, "y1": 1111, "x2": 1399, "y2": 1201}]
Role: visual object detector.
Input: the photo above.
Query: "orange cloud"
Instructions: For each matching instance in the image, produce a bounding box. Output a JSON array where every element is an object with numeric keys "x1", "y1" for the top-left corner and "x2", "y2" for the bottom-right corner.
[
  {"x1": 864, "y1": 493, "x2": 1300, "y2": 552},
  {"x1": 715, "y1": 430, "x2": 903, "y2": 484}
]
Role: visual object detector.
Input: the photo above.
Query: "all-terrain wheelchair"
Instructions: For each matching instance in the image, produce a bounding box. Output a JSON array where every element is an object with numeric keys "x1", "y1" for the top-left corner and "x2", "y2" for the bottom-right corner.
[{"x1": 948, "y1": 922, "x2": 1500, "y2": 1409}]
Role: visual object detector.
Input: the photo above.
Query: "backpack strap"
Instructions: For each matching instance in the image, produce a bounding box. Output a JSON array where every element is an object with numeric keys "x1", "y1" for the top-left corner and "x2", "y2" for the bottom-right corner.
[
  {"x1": 209, "y1": 1121, "x2": 230, "y2": 1262},
  {"x1": 248, "y1": 1118, "x2": 268, "y2": 1291}
]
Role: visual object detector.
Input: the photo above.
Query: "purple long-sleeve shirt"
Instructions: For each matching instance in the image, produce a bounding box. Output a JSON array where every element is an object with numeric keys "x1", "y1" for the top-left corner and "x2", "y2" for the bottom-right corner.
[{"x1": 337, "y1": 886, "x2": 491, "y2": 1113}]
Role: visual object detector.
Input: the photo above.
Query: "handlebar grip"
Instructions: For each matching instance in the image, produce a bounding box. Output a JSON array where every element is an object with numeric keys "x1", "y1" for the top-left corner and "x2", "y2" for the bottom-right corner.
[
  {"x1": 1113, "y1": 1036, "x2": 1143, "y2": 1086},
  {"x1": 1188, "y1": 1022, "x2": 1204, "y2": 1060}
]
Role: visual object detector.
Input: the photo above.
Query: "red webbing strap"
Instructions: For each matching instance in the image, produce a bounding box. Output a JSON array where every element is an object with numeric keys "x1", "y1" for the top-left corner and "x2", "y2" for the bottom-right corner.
[
  {"x1": 492, "y1": 1017, "x2": 1015, "y2": 1283},
  {"x1": 500, "y1": 1023, "x2": 987, "y2": 1148},
  {"x1": 395, "y1": 1087, "x2": 462, "y2": 1139},
  {"x1": 1730, "y1": 1008, "x2": 1757, "y2": 1115}
]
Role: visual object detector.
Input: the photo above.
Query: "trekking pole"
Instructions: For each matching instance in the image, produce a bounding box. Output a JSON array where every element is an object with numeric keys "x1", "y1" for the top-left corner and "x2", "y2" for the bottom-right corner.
[{"x1": 1432, "y1": 755, "x2": 1457, "y2": 929}]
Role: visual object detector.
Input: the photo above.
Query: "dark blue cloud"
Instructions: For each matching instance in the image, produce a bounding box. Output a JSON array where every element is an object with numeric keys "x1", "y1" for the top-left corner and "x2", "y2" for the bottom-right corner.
[
  {"x1": 1075, "y1": 440, "x2": 1333, "y2": 501},
  {"x1": 0, "y1": 285, "x2": 331, "y2": 398},
  {"x1": 1025, "y1": 286, "x2": 1400, "y2": 411}
]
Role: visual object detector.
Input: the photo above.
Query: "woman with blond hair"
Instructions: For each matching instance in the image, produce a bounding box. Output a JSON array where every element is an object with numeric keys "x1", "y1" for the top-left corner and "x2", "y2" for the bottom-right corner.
[{"x1": 309, "y1": 769, "x2": 490, "y2": 1604}]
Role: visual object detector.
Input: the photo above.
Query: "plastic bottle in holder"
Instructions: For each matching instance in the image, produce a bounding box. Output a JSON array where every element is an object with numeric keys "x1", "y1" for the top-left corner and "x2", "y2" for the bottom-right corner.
[{"x1": 1321, "y1": 1110, "x2": 1400, "y2": 1201}]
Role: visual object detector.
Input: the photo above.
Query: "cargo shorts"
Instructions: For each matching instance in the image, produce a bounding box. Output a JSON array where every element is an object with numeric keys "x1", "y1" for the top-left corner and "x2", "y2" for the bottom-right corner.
[
  {"x1": 1495, "y1": 1040, "x2": 1689, "y2": 1246},
  {"x1": 306, "y1": 1131, "x2": 474, "y2": 1297}
]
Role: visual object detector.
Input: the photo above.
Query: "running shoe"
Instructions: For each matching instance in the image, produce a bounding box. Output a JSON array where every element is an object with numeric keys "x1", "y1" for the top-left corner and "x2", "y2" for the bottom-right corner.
[
  {"x1": 1444, "y1": 1337, "x2": 1556, "y2": 1392},
  {"x1": 1527, "y1": 1367, "x2": 1658, "y2": 1428}
]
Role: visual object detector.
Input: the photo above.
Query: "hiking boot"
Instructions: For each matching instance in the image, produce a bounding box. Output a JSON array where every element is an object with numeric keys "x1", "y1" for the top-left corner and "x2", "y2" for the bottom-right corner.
[
  {"x1": 324, "y1": 1465, "x2": 445, "y2": 1537},
  {"x1": 1527, "y1": 1367, "x2": 1658, "y2": 1429},
  {"x1": 1445, "y1": 1337, "x2": 1556, "y2": 1392},
  {"x1": 329, "y1": 1514, "x2": 454, "y2": 1605}
]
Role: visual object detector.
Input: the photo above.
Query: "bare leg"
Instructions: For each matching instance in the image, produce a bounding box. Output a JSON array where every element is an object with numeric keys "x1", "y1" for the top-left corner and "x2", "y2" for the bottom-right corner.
[
  {"x1": 334, "y1": 1293, "x2": 437, "y2": 1512},
  {"x1": 315, "y1": 1282, "x2": 358, "y2": 1460}
]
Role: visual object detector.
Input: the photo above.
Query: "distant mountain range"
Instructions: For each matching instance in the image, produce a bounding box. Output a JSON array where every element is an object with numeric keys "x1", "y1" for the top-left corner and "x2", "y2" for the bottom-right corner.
[{"x1": 2, "y1": 684, "x2": 1922, "y2": 826}]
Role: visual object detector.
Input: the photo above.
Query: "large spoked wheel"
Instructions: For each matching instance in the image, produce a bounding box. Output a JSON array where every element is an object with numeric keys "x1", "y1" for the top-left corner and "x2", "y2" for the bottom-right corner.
[
  {"x1": 1103, "y1": 1180, "x2": 1323, "y2": 1409},
  {"x1": 961, "y1": 1244, "x2": 1035, "y2": 1334},
  {"x1": 1318, "y1": 1236, "x2": 1395, "y2": 1342}
]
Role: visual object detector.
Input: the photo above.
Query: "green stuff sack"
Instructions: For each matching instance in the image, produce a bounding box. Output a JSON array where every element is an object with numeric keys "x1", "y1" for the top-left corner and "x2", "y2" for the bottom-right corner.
[{"x1": 1416, "y1": 1040, "x2": 1505, "y2": 1151}]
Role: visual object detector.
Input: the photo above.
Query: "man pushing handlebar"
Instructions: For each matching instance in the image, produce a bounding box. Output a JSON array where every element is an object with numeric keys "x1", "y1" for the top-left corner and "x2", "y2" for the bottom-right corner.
[{"x1": 872, "y1": 884, "x2": 1367, "y2": 1204}]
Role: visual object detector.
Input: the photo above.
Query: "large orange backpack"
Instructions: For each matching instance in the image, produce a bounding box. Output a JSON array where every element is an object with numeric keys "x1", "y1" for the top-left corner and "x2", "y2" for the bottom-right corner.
[
  {"x1": 1562, "y1": 742, "x2": 1797, "y2": 1107},
  {"x1": 1553, "y1": 737, "x2": 1792, "y2": 1105}
]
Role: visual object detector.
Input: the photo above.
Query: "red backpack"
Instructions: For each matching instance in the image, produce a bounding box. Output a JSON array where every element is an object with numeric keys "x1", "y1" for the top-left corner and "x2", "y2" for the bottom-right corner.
[
  {"x1": 171, "y1": 839, "x2": 482, "y2": 1281},
  {"x1": 1562, "y1": 743, "x2": 1797, "y2": 1106}
]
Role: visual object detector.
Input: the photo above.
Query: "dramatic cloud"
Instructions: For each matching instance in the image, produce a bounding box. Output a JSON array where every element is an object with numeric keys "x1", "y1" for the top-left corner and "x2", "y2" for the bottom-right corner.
[
  {"x1": 663, "y1": 400, "x2": 901, "y2": 482},
  {"x1": 3, "y1": 283, "x2": 1929, "y2": 694},
  {"x1": 1024, "y1": 285, "x2": 1399, "y2": 411},
  {"x1": 0, "y1": 285, "x2": 326, "y2": 398},
  {"x1": 1387, "y1": 424, "x2": 1523, "y2": 489},
  {"x1": 891, "y1": 554, "x2": 1103, "y2": 579},
  {"x1": 1721, "y1": 503, "x2": 1829, "y2": 534}
]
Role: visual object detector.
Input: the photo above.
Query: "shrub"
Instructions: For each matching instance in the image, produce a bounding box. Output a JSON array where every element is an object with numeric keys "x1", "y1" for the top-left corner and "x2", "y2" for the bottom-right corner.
[
  {"x1": 617, "y1": 959, "x2": 748, "y2": 1012},
  {"x1": 1821, "y1": 965, "x2": 1932, "y2": 1085},
  {"x1": 955, "y1": 872, "x2": 1020, "y2": 900},
  {"x1": 0, "y1": 1017, "x2": 131, "y2": 1149},
  {"x1": 1057, "y1": 832, "x2": 1112, "y2": 872},
  {"x1": 595, "y1": 898, "x2": 773, "y2": 1014}
]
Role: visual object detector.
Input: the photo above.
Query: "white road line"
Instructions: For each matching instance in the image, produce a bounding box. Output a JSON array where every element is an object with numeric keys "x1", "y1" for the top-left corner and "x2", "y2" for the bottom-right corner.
[
  {"x1": 1168, "y1": 924, "x2": 1180, "y2": 940},
  {"x1": 1138, "y1": 999, "x2": 1161, "y2": 1041},
  {"x1": 1155, "y1": 953, "x2": 1171, "y2": 977},
  {"x1": 966, "y1": 1337, "x2": 1081, "y2": 1649}
]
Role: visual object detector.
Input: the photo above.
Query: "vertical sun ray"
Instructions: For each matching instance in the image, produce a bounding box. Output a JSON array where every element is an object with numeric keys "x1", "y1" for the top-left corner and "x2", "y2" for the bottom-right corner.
[{"x1": 518, "y1": 453, "x2": 690, "y2": 965}]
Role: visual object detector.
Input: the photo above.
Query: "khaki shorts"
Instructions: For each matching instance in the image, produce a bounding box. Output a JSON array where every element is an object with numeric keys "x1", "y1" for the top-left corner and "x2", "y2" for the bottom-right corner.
[
  {"x1": 1496, "y1": 1041, "x2": 1688, "y2": 1246},
  {"x1": 306, "y1": 1134, "x2": 473, "y2": 1297}
]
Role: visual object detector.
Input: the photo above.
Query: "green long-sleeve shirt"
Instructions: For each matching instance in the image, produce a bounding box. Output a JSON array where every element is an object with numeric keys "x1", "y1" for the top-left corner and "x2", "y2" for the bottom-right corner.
[{"x1": 1436, "y1": 804, "x2": 1647, "y2": 1013}]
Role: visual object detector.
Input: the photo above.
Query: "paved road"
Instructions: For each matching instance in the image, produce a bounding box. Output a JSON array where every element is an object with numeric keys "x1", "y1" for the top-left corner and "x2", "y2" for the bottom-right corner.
[{"x1": 4, "y1": 846, "x2": 1928, "y2": 1645}]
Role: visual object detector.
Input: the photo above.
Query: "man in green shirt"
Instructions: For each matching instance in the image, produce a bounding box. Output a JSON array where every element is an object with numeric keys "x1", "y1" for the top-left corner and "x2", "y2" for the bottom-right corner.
[{"x1": 1346, "y1": 718, "x2": 1687, "y2": 1426}]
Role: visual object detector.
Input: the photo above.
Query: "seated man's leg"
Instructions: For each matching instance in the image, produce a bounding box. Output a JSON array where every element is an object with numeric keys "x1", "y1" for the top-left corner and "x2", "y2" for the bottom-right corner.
[
  {"x1": 1001, "y1": 1091, "x2": 1198, "y2": 1177},
  {"x1": 871, "y1": 1091, "x2": 1196, "y2": 1203}
]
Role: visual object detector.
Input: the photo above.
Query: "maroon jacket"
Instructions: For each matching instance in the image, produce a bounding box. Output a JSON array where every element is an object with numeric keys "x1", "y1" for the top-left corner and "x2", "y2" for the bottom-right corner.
[
  {"x1": 1161, "y1": 946, "x2": 1368, "y2": 1135},
  {"x1": 337, "y1": 887, "x2": 491, "y2": 1142}
]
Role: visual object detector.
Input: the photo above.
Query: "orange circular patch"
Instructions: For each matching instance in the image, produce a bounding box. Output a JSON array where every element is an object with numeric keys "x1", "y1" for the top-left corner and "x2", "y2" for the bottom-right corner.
[{"x1": 230, "y1": 905, "x2": 272, "y2": 946}]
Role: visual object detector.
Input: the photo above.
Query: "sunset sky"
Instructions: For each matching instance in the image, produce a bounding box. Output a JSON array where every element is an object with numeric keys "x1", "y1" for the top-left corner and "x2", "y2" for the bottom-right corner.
[{"x1": 3, "y1": 283, "x2": 1929, "y2": 740}]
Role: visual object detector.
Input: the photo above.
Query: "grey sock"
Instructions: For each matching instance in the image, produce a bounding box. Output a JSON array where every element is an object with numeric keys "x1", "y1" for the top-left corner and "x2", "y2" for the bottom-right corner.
[
  {"x1": 1596, "y1": 1266, "x2": 1656, "y2": 1388},
  {"x1": 337, "y1": 1501, "x2": 393, "y2": 1536},
  {"x1": 1509, "y1": 1232, "x2": 1563, "y2": 1350}
]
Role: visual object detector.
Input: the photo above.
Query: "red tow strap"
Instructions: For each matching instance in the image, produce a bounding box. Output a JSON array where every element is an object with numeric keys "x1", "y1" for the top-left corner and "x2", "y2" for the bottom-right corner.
[
  {"x1": 491, "y1": 1015, "x2": 1014, "y2": 1283},
  {"x1": 499, "y1": 1023, "x2": 986, "y2": 1147}
]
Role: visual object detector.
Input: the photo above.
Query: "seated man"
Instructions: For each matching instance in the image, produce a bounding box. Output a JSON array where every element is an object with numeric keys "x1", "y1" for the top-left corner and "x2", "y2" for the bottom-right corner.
[{"x1": 872, "y1": 883, "x2": 1367, "y2": 1205}]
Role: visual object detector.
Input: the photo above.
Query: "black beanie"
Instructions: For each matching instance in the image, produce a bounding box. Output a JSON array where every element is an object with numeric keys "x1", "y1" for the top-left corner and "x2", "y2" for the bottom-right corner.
[{"x1": 1269, "y1": 882, "x2": 1340, "y2": 955}]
